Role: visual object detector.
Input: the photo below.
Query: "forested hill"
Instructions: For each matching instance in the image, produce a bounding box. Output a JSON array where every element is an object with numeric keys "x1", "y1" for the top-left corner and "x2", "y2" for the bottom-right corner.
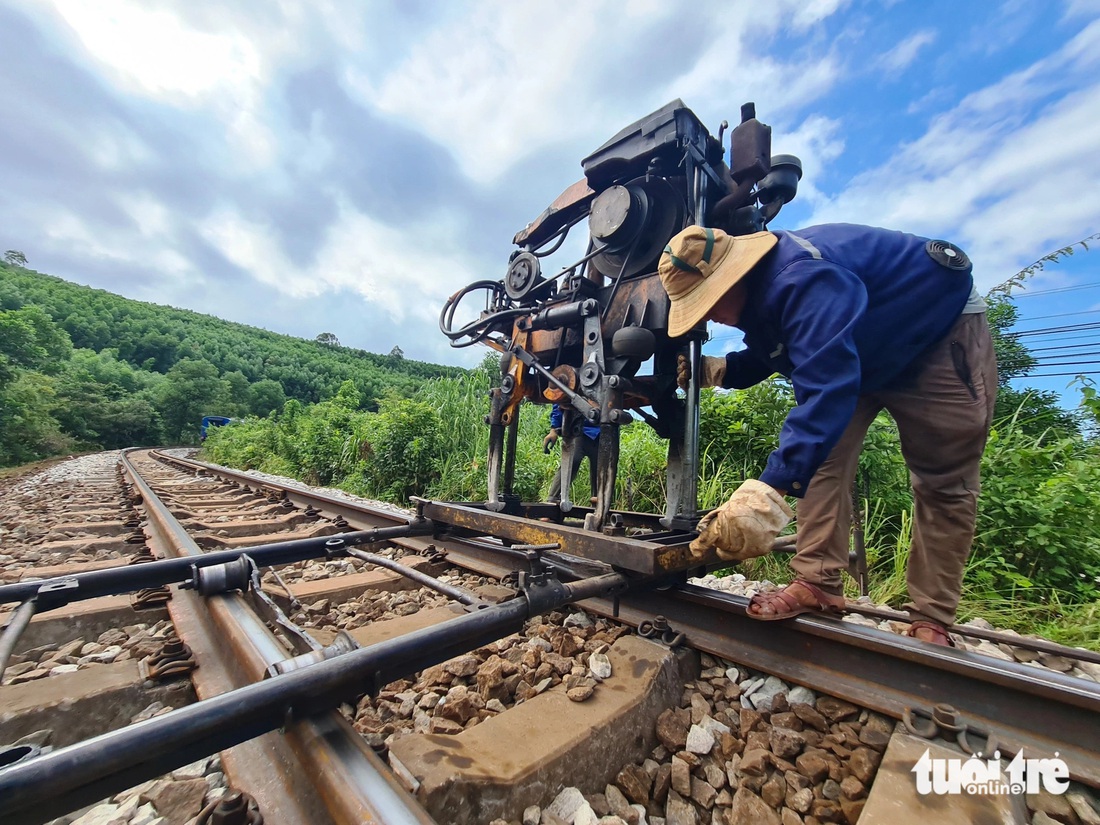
[{"x1": 0, "y1": 261, "x2": 465, "y2": 465}]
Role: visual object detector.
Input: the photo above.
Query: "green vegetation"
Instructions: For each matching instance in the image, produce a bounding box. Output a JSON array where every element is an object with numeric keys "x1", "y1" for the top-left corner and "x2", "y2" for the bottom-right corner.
[
  {"x1": 203, "y1": 349, "x2": 1099, "y2": 645},
  {"x1": 0, "y1": 262, "x2": 462, "y2": 464},
  {"x1": 4, "y1": 251, "x2": 1097, "y2": 646},
  {"x1": 202, "y1": 299, "x2": 1099, "y2": 647}
]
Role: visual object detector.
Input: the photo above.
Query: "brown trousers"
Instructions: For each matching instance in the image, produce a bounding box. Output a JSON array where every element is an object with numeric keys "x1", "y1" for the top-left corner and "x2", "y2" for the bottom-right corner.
[{"x1": 789, "y1": 312, "x2": 998, "y2": 625}]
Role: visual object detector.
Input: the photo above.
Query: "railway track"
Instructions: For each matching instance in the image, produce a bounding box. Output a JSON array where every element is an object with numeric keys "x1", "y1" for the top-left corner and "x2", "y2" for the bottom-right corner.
[{"x1": 1, "y1": 449, "x2": 1098, "y2": 825}]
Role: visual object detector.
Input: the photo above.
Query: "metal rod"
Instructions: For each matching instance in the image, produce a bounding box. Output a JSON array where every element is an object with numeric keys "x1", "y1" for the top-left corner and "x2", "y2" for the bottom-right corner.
[
  {"x1": 0, "y1": 599, "x2": 37, "y2": 682},
  {"x1": 682, "y1": 338, "x2": 702, "y2": 519},
  {"x1": 0, "y1": 523, "x2": 434, "y2": 610},
  {"x1": 345, "y1": 548, "x2": 485, "y2": 606},
  {"x1": 132, "y1": 450, "x2": 427, "y2": 825},
  {"x1": 0, "y1": 572, "x2": 625, "y2": 824},
  {"x1": 503, "y1": 412, "x2": 519, "y2": 496}
]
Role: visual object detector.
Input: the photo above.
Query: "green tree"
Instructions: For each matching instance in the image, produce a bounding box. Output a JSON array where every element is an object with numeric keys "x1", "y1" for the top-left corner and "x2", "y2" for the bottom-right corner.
[
  {"x1": 986, "y1": 286, "x2": 1080, "y2": 438},
  {"x1": 249, "y1": 379, "x2": 286, "y2": 417},
  {"x1": 986, "y1": 296, "x2": 1034, "y2": 384},
  {"x1": 158, "y1": 358, "x2": 226, "y2": 442},
  {"x1": 0, "y1": 372, "x2": 70, "y2": 464},
  {"x1": 132, "y1": 331, "x2": 179, "y2": 372},
  {"x1": 0, "y1": 306, "x2": 72, "y2": 372},
  {"x1": 221, "y1": 370, "x2": 252, "y2": 416},
  {"x1": 0, "y1": 279, "x2": 24, "y2": 310},
  {"x1": 3, "y1": 250, "x2": 28, "y2": 267}
]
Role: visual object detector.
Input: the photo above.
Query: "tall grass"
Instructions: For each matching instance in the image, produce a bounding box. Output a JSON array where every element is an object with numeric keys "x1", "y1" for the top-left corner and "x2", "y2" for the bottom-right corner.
[{"x1": 204, "y1": 371, "x2": 1099, "y2": 645}]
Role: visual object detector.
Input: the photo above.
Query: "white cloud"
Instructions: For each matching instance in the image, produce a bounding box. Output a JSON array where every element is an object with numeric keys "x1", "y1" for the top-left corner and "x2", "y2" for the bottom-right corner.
[
  {"x1": 87, "y1": 122, "x2": 155, "y2": 170},
  {"x1": 38, "y1": 204, "x2": 197, "y2": 288},
  {"x1": 1064, "y1": 0, "x2": 1100, "y2": 19},
  {"x1": 875, "y1": 29, "x2": 936, "y2": 75},
  {"x1": 808, "y1": 19, "x2": 1100, "y2": 288},
  {"x1": 349, "y1": 0, "x2": 847, "y2": 183},
  {"x1": 119, "y1": 193, "x2": 171, "y2": 238},
  {"x1": 45, "y1": 0, "x2": 280, "y2": 167},
  {"x1": 200, "y1": 201, "x2": 481, "y2": 325},
  {"x1": 771, "y1": 115, "x2": 845, "y2": 211},
  {"x1": 47, "y1": 0, "x2": 262, "y2": 101}
]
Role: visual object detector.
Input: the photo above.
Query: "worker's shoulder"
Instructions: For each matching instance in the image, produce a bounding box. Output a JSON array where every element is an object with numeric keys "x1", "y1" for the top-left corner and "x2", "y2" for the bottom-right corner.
[{"x1": 783, "y1": 223, "x2": 923, "y2": 245}]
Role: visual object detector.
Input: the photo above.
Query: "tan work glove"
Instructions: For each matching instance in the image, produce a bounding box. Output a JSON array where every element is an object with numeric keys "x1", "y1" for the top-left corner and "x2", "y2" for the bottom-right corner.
[
  {"x1": 690, "y1": 480, "x2": 793, "y2": 562},
  {"x1": 676, "y1": 354, "x2": 726, "y2": 391},
  {"x1": 542, "y1": 429, "x2": 559, "y2": 453}
]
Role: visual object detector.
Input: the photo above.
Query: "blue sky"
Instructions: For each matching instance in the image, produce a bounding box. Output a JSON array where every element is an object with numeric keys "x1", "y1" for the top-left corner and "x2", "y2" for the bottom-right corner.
[{"x1": 2, "y1": 0, "x2": 1099, "y2": 407}]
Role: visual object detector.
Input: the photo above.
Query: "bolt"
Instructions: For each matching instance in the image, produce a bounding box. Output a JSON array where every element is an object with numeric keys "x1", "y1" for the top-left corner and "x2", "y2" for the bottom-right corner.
[
  {"x1": 608, "y1": 375, "x2": 620, "y2": 388},
  {"x1": 209, "y1": 791, "x2": 250, "y2": 825},
  {"x1": 931, "y1": 704, "x2": 960, "y2": 729}
]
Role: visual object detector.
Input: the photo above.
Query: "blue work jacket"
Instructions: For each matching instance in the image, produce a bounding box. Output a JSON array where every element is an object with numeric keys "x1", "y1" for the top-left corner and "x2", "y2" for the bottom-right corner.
[
  {"x1": 720, "y1": 224, "x2": 975, "y2": 496},
  {"x1": 550, "y1": 404, "x2": 601, "y2": 440}
]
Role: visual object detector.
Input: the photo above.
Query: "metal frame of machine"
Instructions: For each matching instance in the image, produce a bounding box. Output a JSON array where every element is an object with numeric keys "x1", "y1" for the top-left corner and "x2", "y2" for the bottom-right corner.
[{"x1": 440, "y1": 99, "x2": 802, "y2": 541}]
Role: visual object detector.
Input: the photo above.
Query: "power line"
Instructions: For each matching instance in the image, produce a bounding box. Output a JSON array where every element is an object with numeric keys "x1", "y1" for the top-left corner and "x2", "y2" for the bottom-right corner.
[
  {"x1": 1028, "y1": 358, "x2": 1100, "y2": 367},
  {"x1": 1032, "y1": 350, "x2": 1100, "y2": 360},
  {"x1": 1014, "y1": 371, "x2": 1098, "y2": 378},
  {"x1": 1009, "y1": 322, "x2": 1100, "y2": 338},
  {"x1": 1012, "y1": 332, "x2": 1100, "y2": 345},
  {"x1": 1012, "y1": 281, "x2": 1100, "y2": 298},
  {"x1": 1029, "y1": 341, "x2": 1100, "y2": 352},
  {"x1": 1015, "y1": 309, "x2": 1100, "y2": 322}
]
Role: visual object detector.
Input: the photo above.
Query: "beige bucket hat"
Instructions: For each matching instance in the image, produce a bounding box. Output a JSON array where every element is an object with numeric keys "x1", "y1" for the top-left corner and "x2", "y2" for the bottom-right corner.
[{"x1": 658, "y1": 226, "x2": 777, "y2": 337}]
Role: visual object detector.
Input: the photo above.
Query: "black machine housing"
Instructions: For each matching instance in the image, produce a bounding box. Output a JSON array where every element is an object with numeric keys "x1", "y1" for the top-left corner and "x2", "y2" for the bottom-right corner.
[{"x1": 440, "y1": 100, "x2": 801, "y2": 534}]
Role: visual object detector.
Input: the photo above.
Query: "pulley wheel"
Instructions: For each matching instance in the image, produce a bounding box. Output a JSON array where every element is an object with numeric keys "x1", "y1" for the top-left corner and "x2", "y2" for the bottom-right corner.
[{"x1": 591, "y1": 177, "x2": 686, "y2": 279}]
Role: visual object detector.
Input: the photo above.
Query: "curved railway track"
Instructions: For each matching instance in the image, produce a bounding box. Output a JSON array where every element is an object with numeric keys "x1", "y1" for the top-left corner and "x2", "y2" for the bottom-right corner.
[{"x1": 1, "y1": 449, "x2": 1098, "y2": 825}]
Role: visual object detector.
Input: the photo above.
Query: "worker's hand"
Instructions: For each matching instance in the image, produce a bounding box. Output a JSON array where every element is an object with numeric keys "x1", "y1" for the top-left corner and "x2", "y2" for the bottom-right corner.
[
  {"x1": 542, "y1": 429, "x2": 559, "y2": 453},
  {"x1": 689, "y1": 480, "x2": 793, "y2": 562},
  {"x1": 676, "y1": 354, "x2": 726, "y2": 391},
  {"x1": 676, "y1": 354, "x2": 691, "y2": 391}
]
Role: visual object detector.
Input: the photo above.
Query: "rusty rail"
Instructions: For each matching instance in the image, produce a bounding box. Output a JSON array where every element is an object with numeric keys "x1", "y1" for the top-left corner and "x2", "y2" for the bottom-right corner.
[
  {"x1": 123, "y1": 449, "x2": 432, "y2": 825},
  {"x1": 160, "y1": 451, "x2": 1100, "y2": 785}
]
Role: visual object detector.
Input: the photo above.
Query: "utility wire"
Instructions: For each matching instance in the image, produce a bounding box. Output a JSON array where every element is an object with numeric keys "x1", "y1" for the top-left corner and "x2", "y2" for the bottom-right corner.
[
  {"x1": 1009, "y1": 322, "x2": 1100, "y2": 338},
  {"x1": 1027, "y1": 358, "x2": 1100, "y2": 367},
  {"x1": 1015, "y1": 371, "x2": 1098, "y2": 378},
  {"x1": 1013, "y1": 309, "x2": 1100, "y2": 322},
  {"x1": 1012, "y1": 281, "x2": 1100, "y2": 298},
  {"x1": 1029, "y1": 341, "x2": 1100, "y2": 352},
  {"x1": 1011, "y1": 332, "x2": 1100, "y2": 345}
]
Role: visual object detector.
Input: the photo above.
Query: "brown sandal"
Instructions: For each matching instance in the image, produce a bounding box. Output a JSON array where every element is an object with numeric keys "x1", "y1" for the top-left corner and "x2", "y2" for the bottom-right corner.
[
  {"x1": 907, "y1": 620, "x2": 955, "y2": 647},
  {"x1": 747, "y1": 579, "x2": 846, "y2": 621}
]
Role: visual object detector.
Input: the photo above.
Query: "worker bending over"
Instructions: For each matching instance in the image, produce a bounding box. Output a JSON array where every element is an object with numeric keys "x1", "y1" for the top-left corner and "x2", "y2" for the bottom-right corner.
[{"x1": 659, "y1": 223, "x2": 996, "y2": 646}]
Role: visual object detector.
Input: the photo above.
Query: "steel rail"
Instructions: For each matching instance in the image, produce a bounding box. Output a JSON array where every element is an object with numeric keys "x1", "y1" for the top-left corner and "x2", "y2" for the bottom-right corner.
[
  {"x1": 155, "y1": 452, "x2": 1099, "y2": 666},
  {"x1": 843, "y1": 601, "x2": 1100, "y2": 666},
  {"x1": 0, "y1": 450, "x2": 630, "y2": 822},
  {"x1": 120, "y1": 449, "x2": 433, "y2": 825},
  {"x1": 0, "y1": 597, "x2": 533, "y2": 823},
  {"x1": 574, "y1": 584, "x2": 1100, "y2": 785},
  {"x1": 155, "y1": 452, "x2": 1100, "y2": 783}
]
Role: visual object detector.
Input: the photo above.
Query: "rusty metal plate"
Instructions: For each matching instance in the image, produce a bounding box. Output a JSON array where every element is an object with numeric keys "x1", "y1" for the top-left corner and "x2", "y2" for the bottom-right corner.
[{"x1": 422, "y1": 500, "x2": 707, "y2": 575}]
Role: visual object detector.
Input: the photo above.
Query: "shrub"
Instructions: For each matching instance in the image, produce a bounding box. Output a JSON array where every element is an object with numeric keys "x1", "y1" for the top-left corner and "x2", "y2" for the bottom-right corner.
[{"x1": 358, "y1": 397, "x2": 444, "y2": 503}]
